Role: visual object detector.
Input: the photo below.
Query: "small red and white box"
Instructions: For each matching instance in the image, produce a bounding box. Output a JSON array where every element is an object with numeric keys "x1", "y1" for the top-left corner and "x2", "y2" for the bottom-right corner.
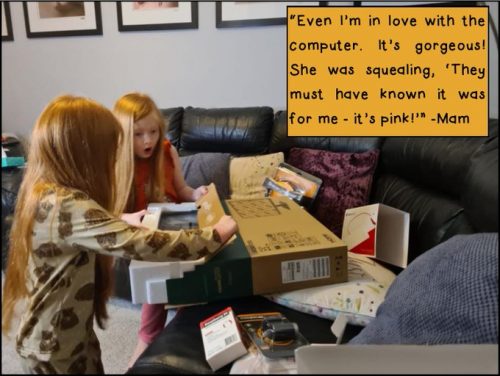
[
  {"x1": 200, "y1": 307, "x2": 247, "y2": 371},
  {"x1": 342, "y1": 203, "x2": 410, "y2": 268}
]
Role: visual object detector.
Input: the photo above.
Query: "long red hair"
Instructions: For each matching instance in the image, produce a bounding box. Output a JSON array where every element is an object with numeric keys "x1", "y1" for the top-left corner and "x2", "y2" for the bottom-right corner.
[
  {"x1": 113, "y1": 92, "x2": 167, "y2": 212},
  {"x1": 2, "y1": 95, "x2": 124, "y2": 333}
]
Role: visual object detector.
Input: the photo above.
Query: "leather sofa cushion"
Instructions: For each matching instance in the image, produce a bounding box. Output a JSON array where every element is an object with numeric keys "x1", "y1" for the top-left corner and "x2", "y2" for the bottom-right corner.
[
  {"x1": 179, "y1": 107, "x2": 274, "y2": 155},
  {"x1": 270, "y1": 111, "x2": 383, "y2": 154},
  {"x1": 373, "y1": 119, "x2": 498, "y2": 263},
  {"x1": 161, "y1": 107, "x2": 183, "y2": 148},
  {"x1": 372, "y1": 175, "x2": 474, "y2": 263},
  {"x1": 379, "y1": 135, "x2": 488, "y2": 199},
  {"x1": 463, "y1": 120, "x2": 498, "y2": 232}
]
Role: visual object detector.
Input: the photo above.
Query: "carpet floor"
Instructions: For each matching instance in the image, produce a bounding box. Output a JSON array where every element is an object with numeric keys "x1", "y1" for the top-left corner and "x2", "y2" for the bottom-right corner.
[{"x1": 1, "y1": 274, "x2": 142, "y2": 374}]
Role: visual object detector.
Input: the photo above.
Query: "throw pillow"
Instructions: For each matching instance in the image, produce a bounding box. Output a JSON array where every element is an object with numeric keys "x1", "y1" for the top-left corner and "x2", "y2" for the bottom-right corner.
[
  {"x1": 229, "y1": 152, "x2": 284, "y2": 200},
  {"x1": 266, "y1": 253, "x2": 396, "y2": 326},
  {"x1": 349, "y1": 233, "x2": 498, "y2": 344},
  {"x1": 286, "y1": 148, "x2": 379, "y2": 237},
  {"x1": 180, "y1": 153, "x2": 231, "y2": 199}
]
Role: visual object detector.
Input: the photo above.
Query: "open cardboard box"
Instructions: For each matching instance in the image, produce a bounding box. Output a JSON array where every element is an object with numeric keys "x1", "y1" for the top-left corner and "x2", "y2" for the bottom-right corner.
[
  {"x1": 129, "y1": 184, "x2": 231, "y2": 304},
  {"x1": 130, "y1": 184, "x2": 347, "y2": 305},
  {"x1": 342, "y1": 203, "x2": 410, "y2": 268}
]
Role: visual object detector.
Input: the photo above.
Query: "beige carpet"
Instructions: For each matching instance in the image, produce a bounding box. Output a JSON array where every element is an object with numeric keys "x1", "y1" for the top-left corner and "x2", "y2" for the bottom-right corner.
[{"x1": 1, "y1": 275, "x2": 142, "y2": 374}]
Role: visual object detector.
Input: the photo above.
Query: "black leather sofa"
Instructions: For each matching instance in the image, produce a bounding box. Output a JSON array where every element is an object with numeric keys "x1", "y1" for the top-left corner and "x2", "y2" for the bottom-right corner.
[{"x1": 123, "y1": 107, "x2": 498, "y2": 374}]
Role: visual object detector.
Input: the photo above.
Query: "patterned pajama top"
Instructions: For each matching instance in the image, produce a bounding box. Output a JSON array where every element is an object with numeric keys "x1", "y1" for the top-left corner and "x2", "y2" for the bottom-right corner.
[{"x1": 15, "y1": 186, "x2": 222, "y2": 373}]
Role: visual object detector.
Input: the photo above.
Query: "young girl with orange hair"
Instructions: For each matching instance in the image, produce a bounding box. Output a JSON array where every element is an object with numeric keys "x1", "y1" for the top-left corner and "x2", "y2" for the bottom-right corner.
[
  {"x1": 1, "y1": 95, "x2": 237, "y2": 374},
  {"x1": 113, "y1": 92, "x2": 209, "y2": 367}
]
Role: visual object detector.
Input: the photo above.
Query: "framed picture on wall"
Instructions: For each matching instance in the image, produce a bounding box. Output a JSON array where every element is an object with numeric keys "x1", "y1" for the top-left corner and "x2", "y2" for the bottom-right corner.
[
  {"x1": 117, "y1": 2, "x2": 198, "y2": 31},
  {"x1": 2, "y1": 2, "x2": 14, "y2": 41},
  {"x1": 23, "y1": 2, "x2": 102, "y2": 38},
  {"x1": 216, "y1": 1, "x2": 322, "y2": 28}
]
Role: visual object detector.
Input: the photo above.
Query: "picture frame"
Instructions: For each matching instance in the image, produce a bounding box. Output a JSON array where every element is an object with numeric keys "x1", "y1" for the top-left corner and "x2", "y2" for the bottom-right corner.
[
  {"x1": 117, "y1": 2, "x2": 198, "y2": 31},
  {"x1": 23, "y1": 2, "x2": 102, "y2": 38},
  {"x1": 216, "y1": 1, "x2": 322, "y2": 28},
  {"x1": 2, "y1": 2, "x2": 14, "y2": 41}
]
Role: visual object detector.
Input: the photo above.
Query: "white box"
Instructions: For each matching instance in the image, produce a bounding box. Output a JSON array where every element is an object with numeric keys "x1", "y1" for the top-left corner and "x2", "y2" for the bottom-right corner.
[
  {"x1": 129, "y1": 185, "x2": 228, "y2": 304},
  {"x1": 295, "y1": 344, "x2": 498, "y2": 374},
  {"x1": 200, "y1": 307, "x2": 247, "y2": 371},
  {"x1": 342, "y1": 203, "x2": 410, "y2": 268},
  {"x1": 129, "y1": 258, "x2": 205, "y2": 304}
]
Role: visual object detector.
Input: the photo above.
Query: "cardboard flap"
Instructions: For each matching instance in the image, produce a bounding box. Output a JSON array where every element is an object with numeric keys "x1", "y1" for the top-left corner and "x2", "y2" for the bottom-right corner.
[
  {"x1": 376, "y1": 204, "x2": 410, "y2": 268},
  {"x1": 226, "y1": 197, "x2": 344, "y2": 256},
  {"x1": 342, "y1": 204, "x2": 379, "y2": 257},
  {"x1": 342, "y1": 203, "x2": 409, "y2": 268},
  {"x1": 197, "y1": 183, "x2": 226, "y2": 227}
]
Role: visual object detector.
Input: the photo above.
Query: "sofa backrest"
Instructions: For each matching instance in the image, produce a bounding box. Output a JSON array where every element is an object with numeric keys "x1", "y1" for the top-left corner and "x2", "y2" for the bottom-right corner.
[
  {"x1": 373, "y1": 119, "x2": 498, "y2": 261},
  {"x1": 164, "y1": 106, "x2": 273, "y2": 156},
  {"x1": 270, "y1": 110, "x2": 383, "y2": 154},
  {"x1": 161, "y1": 106, "x2": 498, "y2": 264}
]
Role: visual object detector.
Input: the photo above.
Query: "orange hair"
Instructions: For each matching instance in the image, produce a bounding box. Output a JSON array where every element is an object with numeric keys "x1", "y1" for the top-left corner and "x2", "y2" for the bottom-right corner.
[
  {"x1": 2, "y1": 95, "x2": 124, "y2": 334},
  {"x1": 113, "y1": 92, "x2": 167, "y2": 212}
]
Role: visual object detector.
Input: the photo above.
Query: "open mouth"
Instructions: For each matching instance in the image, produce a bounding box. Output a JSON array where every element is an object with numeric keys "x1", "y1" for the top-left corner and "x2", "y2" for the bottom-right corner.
[{"x1": 144, "y1": 147, "x2": 153, "y2": 154}]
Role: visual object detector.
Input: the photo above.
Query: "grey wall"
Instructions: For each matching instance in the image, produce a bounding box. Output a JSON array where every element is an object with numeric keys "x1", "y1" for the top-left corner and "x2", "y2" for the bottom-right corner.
[
  {"x1": 2, "y1": 1, "x2": 288, "y2": 138},
  {"x1": 1, "y1": 1, "x2": 498, "y2": 139}
]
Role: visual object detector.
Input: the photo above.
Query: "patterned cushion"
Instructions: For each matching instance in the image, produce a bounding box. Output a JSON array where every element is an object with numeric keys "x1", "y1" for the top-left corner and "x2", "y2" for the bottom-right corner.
[
  {"x1": 349, "y1": 233, "x2": 499, "y2": 344},
  {"x1": 266, "y1": 253, "x2": 396, "y2": 326},
  {"x1": 229, "y1": 153, "x2": 284, "y2": 200},
  {"x1": 287, "y1": 148, "x2": 379, "y2": 237},
  {"x1": 181, "y1": 153, "x2": 231, "y2": 199}
]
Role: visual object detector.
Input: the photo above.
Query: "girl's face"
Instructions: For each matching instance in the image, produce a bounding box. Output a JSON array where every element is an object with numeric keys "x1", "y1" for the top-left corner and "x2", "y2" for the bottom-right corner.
[{"x1": 133, "y1": 112, "x2": 160, "y2": 159}]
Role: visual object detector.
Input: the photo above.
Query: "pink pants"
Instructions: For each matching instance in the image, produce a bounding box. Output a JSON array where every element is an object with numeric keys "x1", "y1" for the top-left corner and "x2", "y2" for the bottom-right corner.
[{"x1": 138, "y1": 303, "x2": 168, "y2": 344}]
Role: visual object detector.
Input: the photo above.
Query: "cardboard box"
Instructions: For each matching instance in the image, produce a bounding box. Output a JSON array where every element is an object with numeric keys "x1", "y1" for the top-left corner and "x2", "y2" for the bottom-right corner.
[
  {"x1": 200, "y1": 307, "x2": 247, "y2": 371},
  {"x1": 223, "y1": 197, "x2": 347, "y2": 295},
  {"x1": 295, "y1": 344, "x2": 498, "y2": 374},
  {"x1": 130, "y1": 184, "x2": 348, "y2": 305},
  {"x1": 341, "y1": 203, "x2": 410, "y2": 268}
]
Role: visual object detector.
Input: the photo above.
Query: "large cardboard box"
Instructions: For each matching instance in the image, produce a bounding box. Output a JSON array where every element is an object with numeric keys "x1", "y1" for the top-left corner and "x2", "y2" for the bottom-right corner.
[
  {"x1": 130, "y1": 184, "x2": 347, "y2": 305},
  {"x1": 223, "y1": 197, "x2": 347, "y2": 295}
]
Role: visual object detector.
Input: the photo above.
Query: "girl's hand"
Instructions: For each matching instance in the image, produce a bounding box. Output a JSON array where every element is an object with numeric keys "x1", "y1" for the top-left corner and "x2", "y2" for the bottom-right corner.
[
  {"x1": 121, "y1": 209, "x2": 148, "y2": 228},
  {"x1": 192, "y1": 185, "x2": 209, "y2": 201}
]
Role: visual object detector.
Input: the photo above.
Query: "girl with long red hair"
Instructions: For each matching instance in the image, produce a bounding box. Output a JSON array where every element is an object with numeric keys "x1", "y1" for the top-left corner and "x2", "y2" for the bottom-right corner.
[{"x1": 1, "y1": 95, "x2": 237, "y2": 374}]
